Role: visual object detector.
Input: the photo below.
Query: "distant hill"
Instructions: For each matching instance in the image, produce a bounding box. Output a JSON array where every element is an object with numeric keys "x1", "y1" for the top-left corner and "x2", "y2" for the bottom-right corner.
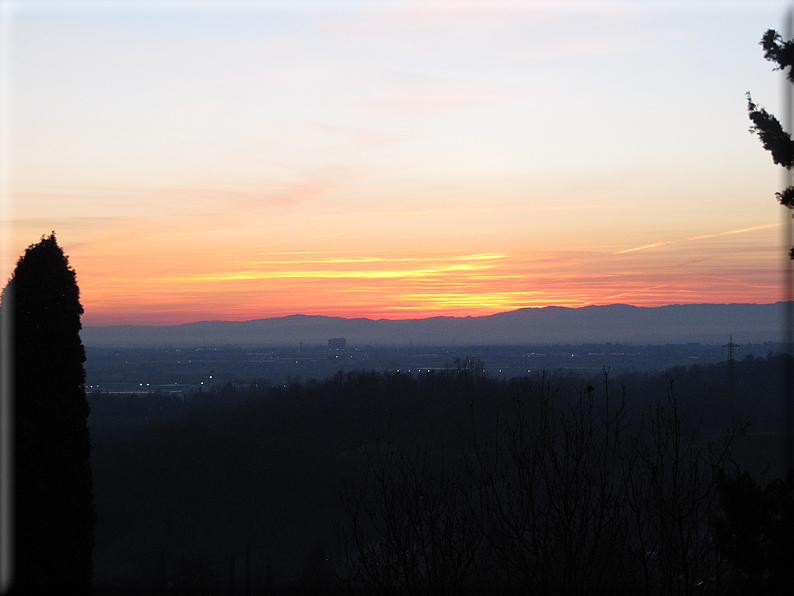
[{"x1": 80, "y1": 302, "x2": 787, "y2": 347}]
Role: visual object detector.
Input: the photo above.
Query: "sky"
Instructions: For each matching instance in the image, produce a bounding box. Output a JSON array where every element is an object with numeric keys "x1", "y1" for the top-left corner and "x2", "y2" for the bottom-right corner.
[{"x1": 1, "y1": 0, "x2": 793, "y2": 326}]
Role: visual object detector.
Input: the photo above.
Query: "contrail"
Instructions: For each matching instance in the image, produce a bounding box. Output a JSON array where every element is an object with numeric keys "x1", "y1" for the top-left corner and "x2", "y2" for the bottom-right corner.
[
  {"x1": 613, "y1": 222, "x2": 784, "y2": 255},
  {"x1": 687, "y1": 222, "x2": 783, "y2": 241},
  {"x1": 613, "y1": 241, "x2": 673, "y2": 255}
]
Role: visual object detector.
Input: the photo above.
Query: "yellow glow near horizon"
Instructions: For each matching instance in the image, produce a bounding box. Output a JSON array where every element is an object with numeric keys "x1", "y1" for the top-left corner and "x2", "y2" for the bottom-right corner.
[{"x1": 67, "y1": 221, "x2": 782, "y2": 326}]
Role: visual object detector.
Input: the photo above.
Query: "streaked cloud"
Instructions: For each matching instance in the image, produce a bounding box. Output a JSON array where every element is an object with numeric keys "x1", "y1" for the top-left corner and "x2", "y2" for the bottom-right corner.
[
  {"x1": 376, "y1": 90, "x2": 509, "y2": 113},
  {"x1": 613, "y1": 223, "x2": 785, "y2": 255},
  {"x1": 687, "y1": 223, "x2": 784, "y2": 241}
]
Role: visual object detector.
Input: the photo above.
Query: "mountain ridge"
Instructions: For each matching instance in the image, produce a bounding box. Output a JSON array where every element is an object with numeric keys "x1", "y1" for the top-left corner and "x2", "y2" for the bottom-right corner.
[{"x1": 80, "y1": 302, "x2": 787, "y2": 347}]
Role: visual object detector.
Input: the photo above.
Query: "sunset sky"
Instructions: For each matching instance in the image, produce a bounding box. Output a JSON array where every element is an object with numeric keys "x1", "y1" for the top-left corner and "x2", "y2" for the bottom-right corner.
[{"x1": 1, "y1": 0, "x2": 793, "y2": 326}]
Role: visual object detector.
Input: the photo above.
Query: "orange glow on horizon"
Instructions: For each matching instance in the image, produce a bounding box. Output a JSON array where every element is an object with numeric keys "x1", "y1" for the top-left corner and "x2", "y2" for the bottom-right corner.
[{"x1": 71, "y1": 225, "x2": 783, "y2": 326}]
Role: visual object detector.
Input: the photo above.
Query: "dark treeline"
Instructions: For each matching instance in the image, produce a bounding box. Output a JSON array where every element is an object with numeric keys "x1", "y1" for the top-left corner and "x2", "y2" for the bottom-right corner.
[{"x1": 89, "y1": 355, "x2": 793, "y2": 595}]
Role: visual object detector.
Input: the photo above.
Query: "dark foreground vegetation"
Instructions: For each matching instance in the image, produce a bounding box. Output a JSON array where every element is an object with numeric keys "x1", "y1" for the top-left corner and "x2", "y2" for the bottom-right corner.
[{"x1": 89, "y1": 355, "x2": 794, "y2": 595}]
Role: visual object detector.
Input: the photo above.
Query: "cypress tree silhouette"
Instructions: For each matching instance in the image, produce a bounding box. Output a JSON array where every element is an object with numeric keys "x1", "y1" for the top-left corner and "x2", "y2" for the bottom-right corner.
[{"x1": 1, "y1": 233, "x2": 95, "y2": 593}]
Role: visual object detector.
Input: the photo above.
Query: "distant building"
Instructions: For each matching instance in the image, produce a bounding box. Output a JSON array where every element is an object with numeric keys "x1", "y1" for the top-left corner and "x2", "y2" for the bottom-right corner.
[{"x1": 328, "y1": 337, "x2": 346, "y2": 350}]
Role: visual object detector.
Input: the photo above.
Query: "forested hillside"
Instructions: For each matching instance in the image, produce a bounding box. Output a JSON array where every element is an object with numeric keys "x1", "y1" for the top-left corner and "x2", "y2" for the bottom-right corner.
[{"x1": 89, "y1": 355, "x2": 793, "y2": 594}]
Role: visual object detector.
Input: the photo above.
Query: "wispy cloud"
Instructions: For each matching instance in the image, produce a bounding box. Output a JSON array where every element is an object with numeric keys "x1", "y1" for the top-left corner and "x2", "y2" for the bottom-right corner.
[
  {"x1": 376, "y1": 90, "x2": 508, "y2": 113},
  {"x1": 613, "y1": 241, "x2": 673, "y2": 255},
  {"x1": 310, "y1": 122, "x2": 409, "y2": 145},
  {"x1": 687, "y1": 223, "x2": 783, "y2": 241},
  {"x1": 612, "y1": 223, "x2": 784, "y2": 255},
  {"x1": 244, "y1": 252, "x2": 502, "y2": 264},
  {"x1": 140, "y1": 253, "x2": 504, "y2": 283}
]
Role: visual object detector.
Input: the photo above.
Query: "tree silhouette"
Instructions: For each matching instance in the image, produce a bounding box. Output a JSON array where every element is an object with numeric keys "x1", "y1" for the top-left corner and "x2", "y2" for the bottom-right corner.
[
  {"x1": 1, "y1": 233, "x2": 95, "y2": 593},
  {"x1": 747, "y1": 29, "x2": 794, "y2": 258},
  {"x1": 713, "y1": 468, "x2": 794, "y2": 595}
]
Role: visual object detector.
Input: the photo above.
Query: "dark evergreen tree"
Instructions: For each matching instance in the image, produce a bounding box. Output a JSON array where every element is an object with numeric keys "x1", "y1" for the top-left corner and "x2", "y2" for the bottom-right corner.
[
  {"x1": 747, "y1": 29, "x2": 794, "y2": 257},
  {"x1": 1, "y1": 233, "x2": 95, "y2": 593},
  {"x1": 713, "y1": 468, "x2": 794, "y2": 595}
]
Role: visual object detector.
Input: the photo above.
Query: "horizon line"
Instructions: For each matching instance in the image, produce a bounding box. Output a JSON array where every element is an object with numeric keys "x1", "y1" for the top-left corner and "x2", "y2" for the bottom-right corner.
[{"x1": 81, "y1": 300, "x2": 787, "y2": 328}]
